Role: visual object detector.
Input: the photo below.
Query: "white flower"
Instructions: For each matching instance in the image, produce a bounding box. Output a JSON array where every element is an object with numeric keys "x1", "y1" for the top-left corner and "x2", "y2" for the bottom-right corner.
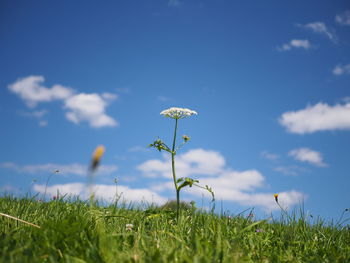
[
  {"x1": 160, "y1": 107, "x2": 198, "y2": 119},
  {"x1": 125, "y1": 224, "x2": 133, "y2": 231}
]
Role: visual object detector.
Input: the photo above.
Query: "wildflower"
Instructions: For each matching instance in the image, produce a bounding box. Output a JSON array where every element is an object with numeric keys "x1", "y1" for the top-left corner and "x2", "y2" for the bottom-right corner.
[
  {"x1": 125, "y1": 224, "x2": 133, "y2": 231},
  {"x1": 91, "y1": 145, "x2": 105, "y2": 171},
  {"x1": 160, "y1": 107, "x2": 197, "y2": 119},
  {"x1": 247, "y1": 212, "x2": 254, "y2": 219},
  {"x1": 256, "y1": 229, "x2": 264, "y2": 233},
  {"x1": 274, "y1": 193, "x2": 279, "y2": 203},
  {"x1": 182, "y1": 135, "x2": 190, "y2": 142}
]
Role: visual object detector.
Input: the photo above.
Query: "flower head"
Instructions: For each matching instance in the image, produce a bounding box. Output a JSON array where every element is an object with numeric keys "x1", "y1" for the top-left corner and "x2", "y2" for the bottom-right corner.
[
  {"x1": 91, "y1": 145, "x2": 105, "y2": 171},
  {"x1": 160, "y1": 107, "x2": 197, "y2": 119},
  {"x1": 274, "y1": 193, "x2": 279, "y2": 203},
  {"x1": 182, "y1": 135, "x2": 190, "y2": 142},
  {"x1": 125, "y1": 223, "x2": 133, "y2": 231}
]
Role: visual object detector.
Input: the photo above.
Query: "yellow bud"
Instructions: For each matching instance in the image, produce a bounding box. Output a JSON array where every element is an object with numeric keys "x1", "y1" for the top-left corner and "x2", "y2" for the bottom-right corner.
[
  {"x1": 91, "y1": 145, "x2": 105, "y2": 170},
  {"x1": 274, "y1": 193, "x2": 279, "y2": 202},
  {"x1": 93, "y1": 145, "x2": 105, "y2": 161},
  {"x1": 182, "y1": 135, "x2": 190, "y2": 142}
]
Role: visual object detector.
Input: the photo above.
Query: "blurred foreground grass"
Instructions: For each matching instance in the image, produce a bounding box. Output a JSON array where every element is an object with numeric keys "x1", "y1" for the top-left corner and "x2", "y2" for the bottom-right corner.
[{"x1": 0, "y1": 196, "x2": 349, "y2": 263}]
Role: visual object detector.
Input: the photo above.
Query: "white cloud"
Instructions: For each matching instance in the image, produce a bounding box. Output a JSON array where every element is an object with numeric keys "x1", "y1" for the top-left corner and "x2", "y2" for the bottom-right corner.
[
  {"x1": 0, "y1": 184, "x2": 20, "y2": 194},
  {"x1": 168, "y1": 0, "x2": 181, "y2": 7},
  {"x1": 138, "y1": 148, "x2": 225, "y2": 178},
  {"x1": 277, "y1": 39, "x2": 311, "y2": 51},
  {"x1": 19, "y1": 109, "x2": 48, "y2": 118},
  {"x1": 274, "y1": 166, "x2": 309, "y2": 176},
  {"x1": 9, "y1": 76, "x2": 118, "y2": 128},
  {"x1": 234, "y1": 191, "x2": 305, "y2": 211},
  {"x1": 8, "y1": 76, "x2": 74, "y2": 108},
  {"x1": 261, "y1": 151, "x2": 279, "y2": 161},
  {"x1": 33, "y1": 183, "x2": 166, "y2": 204},
  {"x1": 64, "y1": 93, "x2": 118, "y2": 128},
  {"x1": 335, "y1": 10, "x2": 350, "y2": 26},
  {"x1": 39, "y1": 120, "x2": 48, "y2": 127},
  {"x1": 279, "y1": 102, "x2": 350, "y2": 134},
  {"x1": 288, "y1": 148, "x2": 327, "y2": 167},
  {"x1": 138, "y1": 148, "x2": 304, "y2": 211},
  {"x1": 0, "y1": 162, "x2": 118, "y2": 176},
  {"x1": 332, "y1": 64, "x2": 350, "y2": 76},
  {"x1": 18, "y1": 109, "x2": 49, "y2": 126},
  {"x1": 128, "y1": 146, "x2": 150, "y2": 153},
  {"x1": 299, "y1": 22, "x2": 337, "y2": 43},
  {"x1": 101, "y1": 92, "x2": 118, "y2": 101},
  {"x1": 157, "y1": 96, "x2": 171, "y2": 102}
]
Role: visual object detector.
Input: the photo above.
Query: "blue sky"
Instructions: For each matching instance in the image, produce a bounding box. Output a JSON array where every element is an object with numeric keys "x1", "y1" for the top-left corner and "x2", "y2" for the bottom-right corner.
[{"x1": 1, "y1": 0, "x2": 350, "y2": 221}]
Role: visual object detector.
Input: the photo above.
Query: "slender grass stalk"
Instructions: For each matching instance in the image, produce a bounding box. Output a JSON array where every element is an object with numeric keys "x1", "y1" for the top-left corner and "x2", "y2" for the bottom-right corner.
[
  {"x1": 43, "y1": 170, "x2": 59, "y2": 200},
  {"x1": 0, "y1": 212, "x2": 40, "y2": 228}
]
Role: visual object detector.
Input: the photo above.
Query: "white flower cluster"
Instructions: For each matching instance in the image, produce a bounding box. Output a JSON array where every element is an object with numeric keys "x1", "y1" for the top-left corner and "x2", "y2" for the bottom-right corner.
[
  {"x1": 125, "y1": 224, "x2": 133, "y2": 231},
  {"x1": 160, "y1": 107, "x2": 198, "y2": 119}
]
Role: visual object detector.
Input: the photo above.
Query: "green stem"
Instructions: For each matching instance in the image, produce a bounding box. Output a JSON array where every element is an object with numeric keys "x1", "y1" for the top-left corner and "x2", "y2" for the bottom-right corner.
[
  {"x1": 43, "y1": 171, "x2": 57, "y2": 200},
  {"x1": 171, "y1": 118, "x2": 179, "y2": 220},
  {"x1": 277, "y1": 201, "x2": 293, "y2": 222},
  {"x1": 172, "y1": 118, "x2": 178, "y2": 152},
  {"x1": 176, "y1": 189, "x2": 180, "y2": 220}
]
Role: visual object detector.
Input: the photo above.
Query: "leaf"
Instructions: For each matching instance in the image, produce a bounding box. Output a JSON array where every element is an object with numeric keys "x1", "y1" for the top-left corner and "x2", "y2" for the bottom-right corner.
[
  {"x1": 176, "y1": 177, "x2": 185, "y2": 183},
  {"x1": 178, "y1": 177, "x2": 199, "y2": 191},
  {"x1": 240, "y1": 220, "x2": 266, "y2": 233}
]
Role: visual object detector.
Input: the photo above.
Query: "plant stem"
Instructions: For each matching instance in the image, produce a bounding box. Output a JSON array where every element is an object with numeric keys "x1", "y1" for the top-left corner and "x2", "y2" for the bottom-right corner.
[
  {"x1": 43, "y1": 171, "x2": 57, "y2": 200},
  {"x1": 0, "y1": 212, "x2": 41, "y2": 228},
  {"x1": 171, "y1": 118, "x2": 179, "y2": 220}
]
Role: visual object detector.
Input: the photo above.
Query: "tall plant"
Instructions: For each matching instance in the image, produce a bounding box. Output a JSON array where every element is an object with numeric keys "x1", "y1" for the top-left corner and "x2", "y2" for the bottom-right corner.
[{"x1": 150, "y1": 107, "x2": 214, "y2": 219}]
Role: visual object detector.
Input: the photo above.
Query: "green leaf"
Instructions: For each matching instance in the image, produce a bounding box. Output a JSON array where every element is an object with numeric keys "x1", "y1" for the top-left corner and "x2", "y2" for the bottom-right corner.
[
  {"x1": 240, "y1": 220, "x2": 266, "y2": 233},
  {"x1": 178, "y1": 177, "x2": 199, "y2": 191}
]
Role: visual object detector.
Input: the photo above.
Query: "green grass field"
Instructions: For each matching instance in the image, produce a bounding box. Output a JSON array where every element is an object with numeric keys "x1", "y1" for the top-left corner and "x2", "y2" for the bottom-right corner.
[{"x1": 0, "y1": 196, "x2": 349, "y2": 263}]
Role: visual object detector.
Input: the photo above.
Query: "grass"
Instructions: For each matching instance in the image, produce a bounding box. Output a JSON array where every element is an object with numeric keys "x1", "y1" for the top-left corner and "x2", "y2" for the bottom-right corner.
[{"x1": 0, "y1": 195, "x2": 349, "y2": 263}]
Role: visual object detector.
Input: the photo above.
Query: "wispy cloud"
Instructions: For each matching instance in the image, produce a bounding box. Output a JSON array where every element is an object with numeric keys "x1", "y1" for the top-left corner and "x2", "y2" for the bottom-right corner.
[
  {"x1": 298, "y1": 22, "x2": 337, "y2": 43},
  {"x1": 18, "y1": 109, "x2": 48, "y2": 118},
  {"x1": 288, "y1": 148, "x2": 327, "y2": 167},
  {"x1": 39, "y1": 120, "x2": 48, "y2": 127},
  {"x1": 33, "y1": 183, "x2": 166, "y2": 204},
  {"x1": 8, "y1": 76, "x2": 118, "y2": 128},
  {"x1": 277, "y1": 39, "x2": 311, "y2": 51},
  {"x1": 128, "y1": 146, "x2": 150, "y2": 153},
  {"x1": 261, "y1": 151, "x2": 279, "y2": 161},
  {"x1": 18, "y1": 109, "x2": 49, "y2": 127},
  {"x1": 0, "y1": 184, "x2": 20, "y2": 195},
  {"x1": 138, "y1": 148, "x2": 304, "y2": 211},
  {"x1": 157, "y1": 96, "x2": 171, "y2": 102},
  {"x1": 279, "y1": 102, "x2": 350, "y2": 134},
  {"x1": 168, "y1": 0, "x2": 181, "y2": 7},
  {"x1": 274, "y1": 166, "x2": 309, "y2": 177},
  {"x1": 0, "y1": 162, "x2": 118, "y2": 176},
  {"x1": 332, "y1": 64, "x2": 350, "y2": 76},
  {"x1": 335, "y1": 10, "x2": 350, "y2": 26}
]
